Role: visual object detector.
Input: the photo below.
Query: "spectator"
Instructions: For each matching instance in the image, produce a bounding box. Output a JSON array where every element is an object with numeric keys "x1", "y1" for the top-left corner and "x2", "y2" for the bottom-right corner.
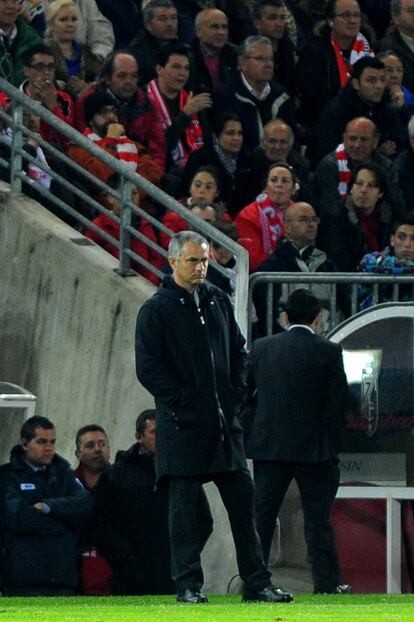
[
  {"x1": 85, "y1": 177, "x2": 163, "y2": 285},
  {"x1": 379, "y1": 0, "x2": 414, "y2": 94},
  {"x1": 318, "y1": 161, "x2": 393, "y2": 270},
  {"x1": 378, "y1": 49, "x2": 414, "y2": 126},
  {"x1": 74, "y1": 424, "x2": 112, "y2": 596},
  {"x1": 0, "y1": 415, "x2": 91, "y2": 596},
  {"x1": 190, "y1": 8, "x2": 239, "y2": 96},
  {"x1": 240, "y1": 118, "x2": 313, "y2": 209},
  {"x1": 182, "y1": 113, "x2": 252, "y2": 216},
  {"x1": 161, "y1": 164, "x2": 221, "y2": 248},
  {"x1": 315, "y1": 56, "x2": 404, "y2": 161},
  {"x1": 95, "y1": 0, "x2": 142, "y2": 48},
  {"x1": 214, "y1": 35, "x2": 297, "y2": 151},
  {"x1": 291, "y1": 0, "x2": 328, "y2": 50},
  {"x1": 235, "y1": 161, "x2": 298, "y2": 272},
  {"x1": 18, "y1": 0, "x2": 46, "y2": 37},
  {"x1": 174, "y1": 0, "x2": 254, "y2": 45},
  {"x1": 68, "y1": 90, "x2": 162, "y2": 215},
  {"x1": 75, "y1": 51, "x2": 166, "y2": 170},
  {"x1": 147, "y1": 43, "x2": 211, "y2": 174},
  {"x1": 42, "y1": 0, "x2": 114, "y2": 60},
  {"x1": 92, "y1": 409, "x2": 213, "y2": 595},
  {"x1": 252, "y1": 0, "x2": 297, "y2": 95},
  {"x1": 395, "y1": 115, "x2": 414, "y2": 211},
  {"x1": 128, "y1": 0, "x2": 179, "y2": 88},
  {"x1": 313, "y1": 116, "x2": 406, "y2": 219},
  {"x1": 296, "y1": 0, "x2": 372, "y2": 140},
  {"x1": 44, "y1": 0, "x2": 102, "y2": 99},
  {"x1": 75, "y1": 424, "x2": 110, "y2": 490},
  {"x1": 359, "y1": 212, "x2": 414, "y2": 306},
  {"x1": 0, "y1": 0, "x2": 41, "y2": 85},
  {"x1": 253, "y1": 201, "x2": 345, "y2": 336}
]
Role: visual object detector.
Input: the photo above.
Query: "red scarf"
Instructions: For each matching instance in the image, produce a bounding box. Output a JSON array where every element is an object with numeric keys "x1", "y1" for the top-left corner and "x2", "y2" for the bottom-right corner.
[
  {"x1": 331, "y1": 32, "x2": 372, "y2": 88},
  {"x1": 335, "y1": 143, "x2": 352, "y2": 200},
  {"x1": 256, "y1": 192, "x2": 288, "y2": 256},
  {"x1": 357, "y1": 204, "x2": 381, "y2": 251},
  {"x1": 147, "y1": 79, "x2": 204, "y2": 168},
  {"x1": 84, "y1": 128, "x2": 139, "y2": 170}
]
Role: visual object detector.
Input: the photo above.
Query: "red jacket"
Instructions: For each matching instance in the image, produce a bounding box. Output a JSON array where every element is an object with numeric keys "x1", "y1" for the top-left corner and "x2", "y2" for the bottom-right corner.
[
  {"x1": 86, "y1": 213, "x2": 163, "y2": 285},
  {"x1": 75, "y1": 83, "x2": 166, "y2": 170},
  {"x1": 40, "y1": 89, "x2": 75, "y2": 151}
]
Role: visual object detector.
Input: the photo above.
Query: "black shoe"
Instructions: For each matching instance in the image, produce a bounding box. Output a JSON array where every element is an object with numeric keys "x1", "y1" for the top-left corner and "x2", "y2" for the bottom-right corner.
[
  {"x1": 177, "y1": 588, "x2": 208, "y2": 603},
  {"x1": 315, "y1": 584, "x2": 352, "y2": 594},
  {"x1": 242, "y1": 584, "x2": 294, "y2": 603}
]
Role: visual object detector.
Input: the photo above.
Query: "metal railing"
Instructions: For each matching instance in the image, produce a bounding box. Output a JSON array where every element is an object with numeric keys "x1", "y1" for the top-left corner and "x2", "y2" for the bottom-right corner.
[
  {"x1": 248, "y1": 272, "x2": 414, "y2": 346},
  {"x1": 0, "y1": 79, "x2": 250, "y2": 336}
]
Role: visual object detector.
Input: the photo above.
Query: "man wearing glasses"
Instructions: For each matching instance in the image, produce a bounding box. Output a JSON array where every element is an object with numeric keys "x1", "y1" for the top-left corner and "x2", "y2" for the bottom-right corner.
[
  {"x1": 20, "y1": 43, "x2": 74, "y2": 149},
  {"x1": 0, "y1": 0, "x2": 41, "y2": 85},
  {"x1": 214, "y1": 35, "x2": 296, "y2": 151}
]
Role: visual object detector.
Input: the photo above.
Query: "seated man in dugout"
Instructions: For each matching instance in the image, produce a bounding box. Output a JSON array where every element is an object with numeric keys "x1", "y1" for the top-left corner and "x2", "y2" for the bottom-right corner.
[{"x1": 0, "y1": 415, "x2": 91, "y2": 596}]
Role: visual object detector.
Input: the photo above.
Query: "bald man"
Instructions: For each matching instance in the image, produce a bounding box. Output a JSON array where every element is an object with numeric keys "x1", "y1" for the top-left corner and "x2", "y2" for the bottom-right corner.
[
  {"x1": 253, "y1": 202, "x2": 343, "y2": 336},
  {"x1": 313, "y1": 116, "x2": 405, "y2": 220},
  {"x1": 190, "y1": 8, "x2": 239, "y2": 96}
]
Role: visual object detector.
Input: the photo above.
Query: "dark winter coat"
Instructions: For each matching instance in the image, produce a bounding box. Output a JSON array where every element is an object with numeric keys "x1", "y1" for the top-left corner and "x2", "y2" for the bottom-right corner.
[
  {"x1": 135, "y1": 276, "x2": 247, "y2": 480},
  {"x1": 214, "y1": 71, "x2": 297, "y2": 152},
  {"x1": 0, "y1": 446, "x2": 91, "y2": 595}
]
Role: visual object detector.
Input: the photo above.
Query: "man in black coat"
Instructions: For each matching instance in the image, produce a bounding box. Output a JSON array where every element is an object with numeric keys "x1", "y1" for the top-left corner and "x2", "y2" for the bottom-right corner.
[
  {"x1": 92, "y1": 409, "x2": 212, "y2": 595},
  {"x1": 135, "y1": 231, "x2": 293, "y2": 604},
  {"x1": 246, "y1": 289, "x2": 349, "y2": 594},
  {"x1": 0, "y1": 416, "x2": 91, "y2": 596},
  {"x1": 213, "y1": 35, "x2": 297, "y2": 151}
]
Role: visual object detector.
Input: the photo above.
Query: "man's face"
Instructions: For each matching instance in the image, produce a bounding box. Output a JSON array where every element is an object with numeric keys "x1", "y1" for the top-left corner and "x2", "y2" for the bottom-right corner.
[
  {"x1": 0, "y1": 0, "x2": 19, "y2": 31},
  {"x1": 157, "y1": 53, "x2": 190, "y2": 95},
  {"x1": 254, "y1": 5, "x2": 286, "y2": 41},
  {"x1": 76, "y1": 431, "x2": 110, "y2": 474},
  {"x1": 285, "y1": 204, "x2": 319, "y2": 248},
  {"x1": 145, "y1": 6, "x2": 177, "y2": 42},
  {"x1": 352, "y1": 68, "x2": 386, "y2": 104},
  {"x1": 106, "y1": 54, "x2": 138, "y2": 100},
  {"x1": 169, "y1": 240, "x2": 209, "y2": 292},
  {"x1": 343, "y1": 122, "x2": 378, "y2": 162},
  {"x1": 331, "y1": 0, "x2": 361, "y2": 41},
  {"x1": 240, "y1": 44, "x2": 274, "y2": 84},
  {"x1": 21, "y1": 427, "x2": 56, "y2": 467},
  {"x1": 196, "y1": 10, "x2": 228, "y2": 51},
  {"x1": 262, "y1": 124, "x2": 292, "y2": 161},
  {"x1": 90, "y1": 104, "x2": 119, "y2": 136},
  {"x1": 23, "y1": 53, "x2": 56, "y2": 90},
  {"x1": 137, "y1": 419, "x2": 156, "y2": 455},
  {"x1": 391, "y1": 224, "x2": 414, "y2": 260},
  {"x1": 393, "y1": 0, "x2": 414, "y2": 38}
]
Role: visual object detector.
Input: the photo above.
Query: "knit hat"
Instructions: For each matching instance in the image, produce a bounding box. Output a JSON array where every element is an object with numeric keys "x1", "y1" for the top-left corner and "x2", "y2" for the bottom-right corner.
[{"x1": 83, "y1": 91, "x2": 119, "y2": 124}]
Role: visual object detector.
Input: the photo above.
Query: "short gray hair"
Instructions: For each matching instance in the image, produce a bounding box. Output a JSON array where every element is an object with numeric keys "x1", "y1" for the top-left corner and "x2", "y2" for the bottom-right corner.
[
  {"x1": 239, "y1": 35, "x2": 272, "y2": 58},
  {"x1": 168, "y1": 231, "x2": 209, "y2": 260},
  {"x1": 143, "y1": 0, "x2": 175, "y2": 24},
  {"x1": 390, "y1": 0, "x2": 402, "y2": 16}
]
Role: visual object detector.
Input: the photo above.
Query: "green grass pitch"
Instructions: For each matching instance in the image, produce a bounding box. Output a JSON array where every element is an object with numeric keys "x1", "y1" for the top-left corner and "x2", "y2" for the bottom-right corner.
[{"x1": 0, "y1": 594, "x2": 414, "y2": 622}]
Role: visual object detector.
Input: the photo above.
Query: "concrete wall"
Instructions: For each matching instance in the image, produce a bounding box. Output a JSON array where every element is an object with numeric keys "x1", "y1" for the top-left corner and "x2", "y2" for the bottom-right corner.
[{"x1": 0, "y1": 185, "x2": 311, "y2": 594}]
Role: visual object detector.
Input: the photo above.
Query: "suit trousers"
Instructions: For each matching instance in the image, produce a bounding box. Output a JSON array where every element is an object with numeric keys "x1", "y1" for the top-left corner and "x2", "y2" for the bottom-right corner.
[
  {"x1": 253, "y1": 460, "x2": 340, "y2": 593},
  {"x1": 169, "y1": 468, "x2": 271, "y2": 592}
]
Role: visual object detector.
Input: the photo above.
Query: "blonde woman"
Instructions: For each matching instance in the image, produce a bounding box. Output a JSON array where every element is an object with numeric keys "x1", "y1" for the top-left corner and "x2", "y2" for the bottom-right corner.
[{"x1": 44, "y1": 0, "x2": 102, "y2": 98}]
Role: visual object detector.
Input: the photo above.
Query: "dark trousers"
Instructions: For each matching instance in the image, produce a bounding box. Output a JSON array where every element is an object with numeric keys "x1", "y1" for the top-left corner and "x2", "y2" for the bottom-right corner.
[
  {"x1": 169, "y1": 468, "x2": 271, "y2": 592},
  {"x1": 253, "y1": 460, "x2": 340, "y2": 593}
]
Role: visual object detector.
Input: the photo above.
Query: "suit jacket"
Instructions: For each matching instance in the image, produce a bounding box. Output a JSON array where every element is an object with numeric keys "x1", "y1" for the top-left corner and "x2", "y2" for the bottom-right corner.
[{"x1": 246, "y1": 326, "x2": 348, "y2": 463}]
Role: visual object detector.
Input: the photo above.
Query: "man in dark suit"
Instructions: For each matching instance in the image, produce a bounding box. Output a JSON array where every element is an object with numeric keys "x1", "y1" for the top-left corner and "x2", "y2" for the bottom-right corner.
[{"x1": 246, "y1": 289, "x2": 350, "y2": 593}]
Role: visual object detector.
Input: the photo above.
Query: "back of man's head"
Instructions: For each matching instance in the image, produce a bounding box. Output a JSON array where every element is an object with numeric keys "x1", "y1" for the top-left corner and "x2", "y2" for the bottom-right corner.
[{"x1": 285, "y1": 289, "x2": 321, "y2": 325}]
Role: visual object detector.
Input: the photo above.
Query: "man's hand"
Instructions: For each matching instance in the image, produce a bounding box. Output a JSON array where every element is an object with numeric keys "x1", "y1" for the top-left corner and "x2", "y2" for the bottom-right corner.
[
  {"x1": 389, "y1": 86, "x2": 405, "y2": 109},
  {"x1": 106, "y1": 123, "x2": 126, "y2": 138},
  {"x1": 33, "y1": 502, "x2": 47, "y2": 513},
  {"x1": 183, "y1": 92, "x2": 212, "y2": 116},
  {"x1": 37, "y1": 79, "x2": 58, "y2": 111}
]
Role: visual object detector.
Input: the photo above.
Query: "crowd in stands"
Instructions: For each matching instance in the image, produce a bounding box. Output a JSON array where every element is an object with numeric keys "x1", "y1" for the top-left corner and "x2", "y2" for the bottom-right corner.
[{"x1": 1, "y1": 0, "x2": 414, "y2": 325}]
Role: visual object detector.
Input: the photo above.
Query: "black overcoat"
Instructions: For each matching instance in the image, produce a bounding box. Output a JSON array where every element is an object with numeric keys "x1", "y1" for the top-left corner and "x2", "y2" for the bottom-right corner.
[{"x1": 135, "y1": 276, "x2": 247, "y2": 480}]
